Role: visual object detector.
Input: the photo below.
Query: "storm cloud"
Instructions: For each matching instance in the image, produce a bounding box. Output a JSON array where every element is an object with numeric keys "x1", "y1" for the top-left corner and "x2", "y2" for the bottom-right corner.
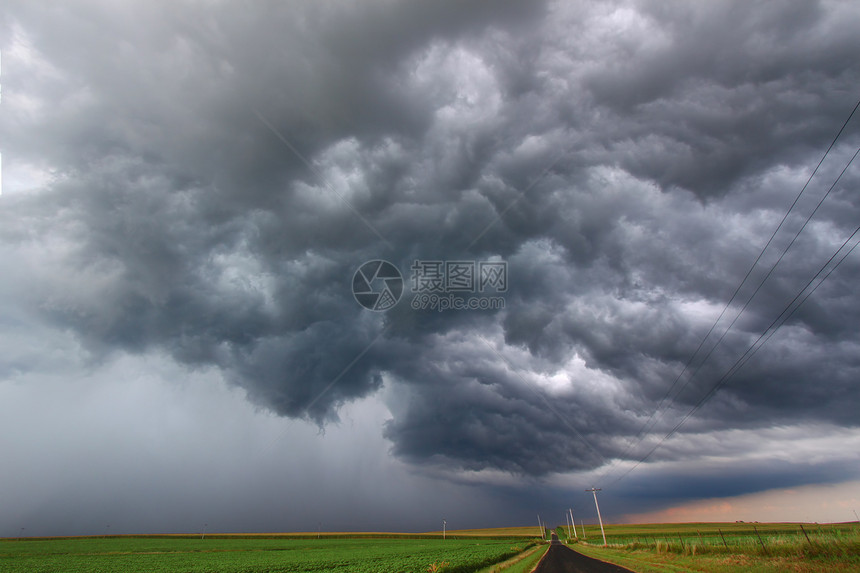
[{"x1": 1, "y1": 0, "x2": 860, "y2": 533}]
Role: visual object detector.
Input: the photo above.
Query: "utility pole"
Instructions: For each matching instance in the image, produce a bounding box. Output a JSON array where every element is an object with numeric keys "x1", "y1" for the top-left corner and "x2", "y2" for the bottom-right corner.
[
  {"x1": 586, "y1": 488, "x2": 607, "y2": 546},
  {"x1": 565, "y1": 512, "x2": 571, "y2": 539},
  {"x1": 537, "y1": 514, "x2": 544, "y2": 540},
  {"x1": 569, "y1": 509, "x2": 578, "y2": 538},
  {"x1": 442, "y1": 519, "x2": 447, "y2": 540}
]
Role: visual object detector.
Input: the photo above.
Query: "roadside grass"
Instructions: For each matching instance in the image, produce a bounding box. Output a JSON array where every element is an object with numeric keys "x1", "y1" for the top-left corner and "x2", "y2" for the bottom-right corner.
[
  {"x1": 476, "y1": 543, "x2": 548, "y2": 573},
  {"x1": 0, "y1": 536, "x2": 538, "y2": 573},
  {"x1": 567, "y1": 522, "x2": 860, "y2": 573},
  {"x1": 560, "y1": 521, "x2": 855, "y2": 542}
]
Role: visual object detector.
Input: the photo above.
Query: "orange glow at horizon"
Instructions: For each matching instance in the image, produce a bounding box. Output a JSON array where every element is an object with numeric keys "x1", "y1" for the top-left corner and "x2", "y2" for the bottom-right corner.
[{"x1": 623, "y1": 480, "x2": 860, "y2": 524}]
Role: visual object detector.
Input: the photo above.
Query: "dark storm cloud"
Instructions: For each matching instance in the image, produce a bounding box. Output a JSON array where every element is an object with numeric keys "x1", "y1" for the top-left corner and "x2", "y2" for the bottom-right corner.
[{"x1": 2, "y1": 0, "x2": 860, "y2": 487}]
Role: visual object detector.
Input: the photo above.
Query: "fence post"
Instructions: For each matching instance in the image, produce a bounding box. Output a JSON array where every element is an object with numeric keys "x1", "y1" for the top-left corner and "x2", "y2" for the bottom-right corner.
[
  {"x1": 753, "y1": 526, "x2": 768, "y2": 556},
  {"x1": 718, "y1": 528, "x2": 728, "y2": 549},
  {"x1": 799, "y1": 524, "x2": 812, "y2": 545}
]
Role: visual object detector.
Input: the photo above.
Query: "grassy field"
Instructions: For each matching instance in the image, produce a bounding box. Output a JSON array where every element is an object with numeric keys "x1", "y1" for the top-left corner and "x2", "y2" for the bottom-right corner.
[
  {"x1": 561, "y1": 522, "x2": 860, "y2": 573},
  {"x1": 3, "y1": 523, "x2": 857, "y2": 572},
  {"x1": 441, "y1": 527, "x2": 541, "y2": 538},
  {"x1": 0, "y1": 536, "x2": 537, "y2": 573},
  {"x1": 561, "y1": 521, "x2": 855, "y2": 542},
  {"x1": 476, "y1": 543, "x2": 548, "y2": 573}
]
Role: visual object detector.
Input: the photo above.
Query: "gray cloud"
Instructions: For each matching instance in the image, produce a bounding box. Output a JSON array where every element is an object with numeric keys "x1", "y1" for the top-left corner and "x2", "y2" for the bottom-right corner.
[{"x1": 1, "y1": 0, "x2": 860, "y2": 533}]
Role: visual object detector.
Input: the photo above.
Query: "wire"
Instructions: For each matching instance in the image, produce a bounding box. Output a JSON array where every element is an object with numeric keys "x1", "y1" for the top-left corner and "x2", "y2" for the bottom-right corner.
[
  {"x1": 644, "y1": 144, "x2": 860, "y2": 428},
  {"x1": 598, "y1": 97, "x2": 860, "y2": 484},
  {"x1": 608, "y1": 224, "x2": 860, "y2": 486}
]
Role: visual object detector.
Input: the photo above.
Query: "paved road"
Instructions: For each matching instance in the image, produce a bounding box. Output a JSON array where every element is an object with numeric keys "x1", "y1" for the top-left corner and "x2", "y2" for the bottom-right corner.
[{"x1": 533, "y1": 542, "x2": 635, "y2": 573}]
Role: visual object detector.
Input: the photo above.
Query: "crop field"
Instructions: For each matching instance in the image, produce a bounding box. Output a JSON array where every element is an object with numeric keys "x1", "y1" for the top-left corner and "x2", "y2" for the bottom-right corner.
[
  {"x1": 0, "y1": 536, "x2": 536, "y2": 573},
  {"x1": 563, "y1": 522, "x2": 860, "y2": 573},
  {"x1": 558, "y1": 521, "x2": 857, "y2": 544},
  {"x1": 4, "y1": 523, "x2": 857, "y2": 572},
  {"x1": 442, "y1": 527, "x2": 540, "y2": 538}
]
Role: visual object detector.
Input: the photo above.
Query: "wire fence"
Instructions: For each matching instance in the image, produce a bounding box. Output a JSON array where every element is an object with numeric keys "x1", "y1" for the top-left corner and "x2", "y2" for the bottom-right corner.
[{"x1": 570, "y1": 524, "x2": 860, "y2": 559}]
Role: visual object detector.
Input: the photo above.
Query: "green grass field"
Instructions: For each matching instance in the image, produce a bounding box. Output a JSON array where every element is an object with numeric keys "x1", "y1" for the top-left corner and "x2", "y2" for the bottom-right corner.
[
  {"x1": 0, "y1": 536, "x2": 536, "y2": 573},
  {"x1": 441, "y1": 527, "x2": 540, "y2": 538},
  {"x1": 3, "y1": 523, "x2": 857, "y2": 572},
  {"x1": 560, "y1": 522, "x2": 860, "y2": 573}
]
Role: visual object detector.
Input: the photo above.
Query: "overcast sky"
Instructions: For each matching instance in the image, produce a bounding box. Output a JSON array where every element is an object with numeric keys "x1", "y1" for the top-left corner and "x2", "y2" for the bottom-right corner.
[{"x1": 1, "y1": 0, "x2": 860, "y2": 536}]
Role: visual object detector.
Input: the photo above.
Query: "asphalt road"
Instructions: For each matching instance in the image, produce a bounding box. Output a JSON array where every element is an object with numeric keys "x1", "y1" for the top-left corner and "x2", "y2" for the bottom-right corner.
[{"x1": 532, "y1": 542, "x2": 635, "y2": 573}]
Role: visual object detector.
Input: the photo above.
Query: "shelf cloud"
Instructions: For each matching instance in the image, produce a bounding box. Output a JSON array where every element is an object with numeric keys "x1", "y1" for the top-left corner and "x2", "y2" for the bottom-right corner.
[{"x1": 1, "y1": 0, "x2": 859, "y2": 534}]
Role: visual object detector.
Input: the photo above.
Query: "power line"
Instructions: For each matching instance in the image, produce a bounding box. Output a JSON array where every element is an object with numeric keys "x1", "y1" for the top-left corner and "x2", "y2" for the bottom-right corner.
[
  {"x1": 599, "y1": 98, "x2": 860, "y2": 483},
  {"x1": 608, "y1": 221, "x2": 860, "y2": 486},
  {"x1": 634, "y1": 144, "x2": 860, "y2": 441},
  {"x1": 717, "y1": 227, "x2": 860, "y2": 391}
]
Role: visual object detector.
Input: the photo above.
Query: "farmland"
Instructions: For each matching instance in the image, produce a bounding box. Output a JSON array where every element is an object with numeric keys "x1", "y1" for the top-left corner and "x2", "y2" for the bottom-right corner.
[
  {"x1": 563, "y1": 522, "x2": 860, "y2": 573},
  {"x1": 3, "y1": 523, "x2": 858, "y2": 572},
  {"x1": 0, "y1": 535, "x2": 535, "y2": 573}
]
